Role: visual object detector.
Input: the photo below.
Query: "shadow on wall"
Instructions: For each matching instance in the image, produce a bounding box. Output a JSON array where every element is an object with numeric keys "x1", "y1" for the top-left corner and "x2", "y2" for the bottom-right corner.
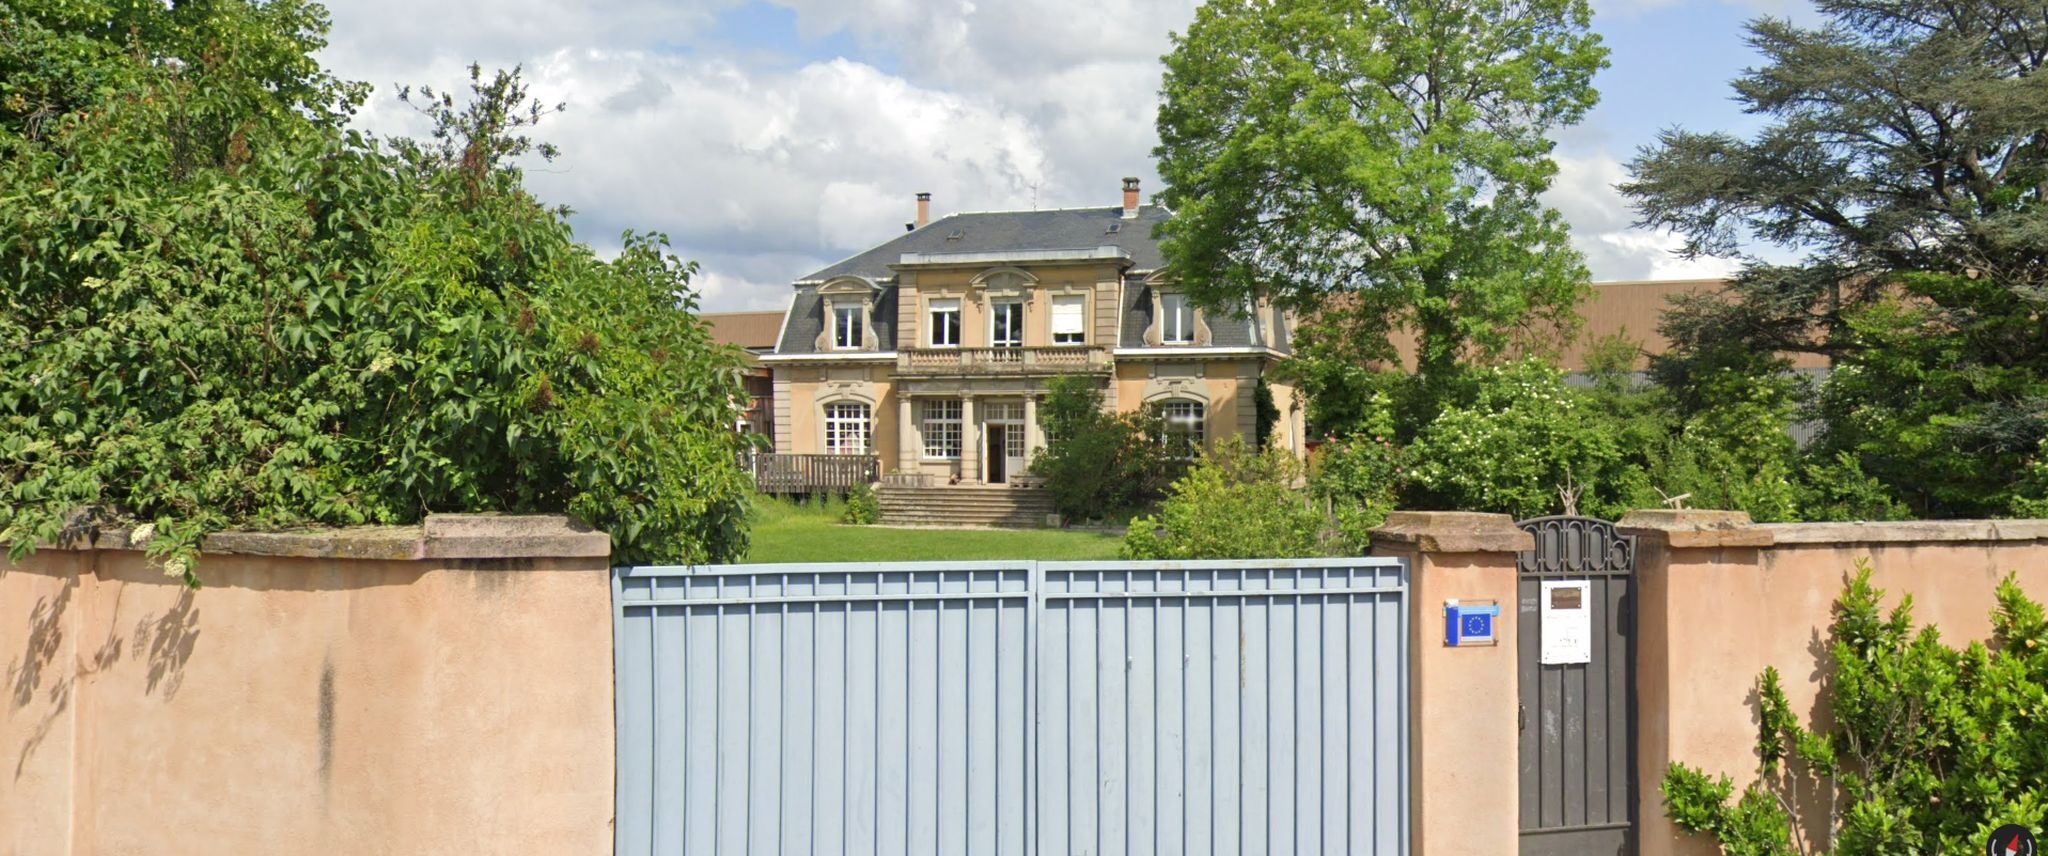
[{"x1": 8, "y1": 566, "x2": 200, "y2": 782}]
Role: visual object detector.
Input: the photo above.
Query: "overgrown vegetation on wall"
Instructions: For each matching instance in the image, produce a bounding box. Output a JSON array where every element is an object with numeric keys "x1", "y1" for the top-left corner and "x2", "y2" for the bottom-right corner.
[
  {"x1": 0, "y1": 1, "x2": 753, "y2": 583},
  {"x1": 1663, "y1": 564, "x2": 2048, "y2": 854}
]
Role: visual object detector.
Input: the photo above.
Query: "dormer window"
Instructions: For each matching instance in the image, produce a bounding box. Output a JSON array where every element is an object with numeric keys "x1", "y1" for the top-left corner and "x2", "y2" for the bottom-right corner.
[
  {"x1": 929, "y1": 298, "x2": 961, "y2": 347},
  {"x1": 1161, "y1": 293, "x2": 1195, "y2": 344},
  {"x1": 833, "y1": 305, "x2": 864, "y2": 350}
]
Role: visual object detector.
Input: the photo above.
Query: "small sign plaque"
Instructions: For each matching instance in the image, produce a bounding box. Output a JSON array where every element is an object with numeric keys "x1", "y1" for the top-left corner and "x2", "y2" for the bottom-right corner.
[
  {"x1": 1539, "y1": 581, "x2": 1593, "y2": 665},
  {"x1": 1444, "y1": 599, "x2": 1501, "y2": 647}
]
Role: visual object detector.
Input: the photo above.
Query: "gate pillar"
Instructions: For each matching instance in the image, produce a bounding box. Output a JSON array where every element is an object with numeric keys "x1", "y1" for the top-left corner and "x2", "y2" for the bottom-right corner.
[{"x1": 1372, "y1": 511, "x2": 1532, "y2": 856}]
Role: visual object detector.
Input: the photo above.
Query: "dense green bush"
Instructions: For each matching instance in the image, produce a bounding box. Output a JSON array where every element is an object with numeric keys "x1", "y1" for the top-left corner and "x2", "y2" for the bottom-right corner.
[
  {"x1": 1030, "y1": 376, "x2": 1174, "y2": 522},
  {"x1": 1123, "y1": 438, "x2": 1328, "y2": 560},
  {"x1": 1403, "y1": 360, "x2": 1646, "y2": 519},
  {"x1": 1663, "y1": 563, "x2": 2048, "y2": 854},
  {"x1": 0, "y1": 1, "x2": 752, "y2": 582},
  {"x1": 1307, "y1": 428, "x2": 1402, "y2": 553},
  {"x1": 841, "y1": 483, "x2": 880, "y2": 526}
]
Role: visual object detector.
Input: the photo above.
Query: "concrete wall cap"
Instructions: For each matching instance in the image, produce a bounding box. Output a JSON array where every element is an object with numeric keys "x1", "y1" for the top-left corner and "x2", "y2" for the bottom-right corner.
[
  {"x1": 41, "y1": 513, "x2": 611, "y2": 562},
  {"x1": 1762, "y1": 518, "x2": 2048, "y2": 545},
  {"x1": 1370, "y1": 511, "x2": 1534, "y2": 553},
  {"x1": 1616, "y1": 509, "x2": 1774, "y2": 548},
  {"x1": 421, "y1": 513, "x2": 612, "y2": 559}
]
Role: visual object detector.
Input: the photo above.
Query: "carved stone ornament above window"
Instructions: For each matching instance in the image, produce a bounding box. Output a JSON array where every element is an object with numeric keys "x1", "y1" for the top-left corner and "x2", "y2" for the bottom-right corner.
[
  {"x1": 970, "y1": 266, "x2": 1038, "y2": 302},
  {"x1": 813, "y1": 276, "x2": 880, "y2": 352}
]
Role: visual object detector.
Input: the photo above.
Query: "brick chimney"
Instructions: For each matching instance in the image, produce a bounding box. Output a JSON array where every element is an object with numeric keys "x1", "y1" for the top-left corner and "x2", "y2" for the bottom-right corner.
[
  {"x1": 1121, "y1": 177, "x2": 1141, "y2": 218},
  {"x1": 915, "y1": 192, "x2": 932, "y2": 228}
]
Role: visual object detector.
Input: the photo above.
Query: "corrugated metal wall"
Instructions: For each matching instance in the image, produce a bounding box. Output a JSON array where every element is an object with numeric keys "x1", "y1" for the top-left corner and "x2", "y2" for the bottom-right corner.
[{"x1": 613, "y1": 558, "x2": 1408, "y2": 856}]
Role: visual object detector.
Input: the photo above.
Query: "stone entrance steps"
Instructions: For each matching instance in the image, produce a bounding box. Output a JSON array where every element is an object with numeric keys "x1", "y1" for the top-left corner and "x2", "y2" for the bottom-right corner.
[{"x1": 875, "y1": 485, "x2": 1058, "y2": 528}]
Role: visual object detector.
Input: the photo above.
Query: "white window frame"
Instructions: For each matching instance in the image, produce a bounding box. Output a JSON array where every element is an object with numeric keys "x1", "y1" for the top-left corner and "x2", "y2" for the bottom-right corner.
[
  {"x1": 1159, "y1": 398, "x2": 1205, "y2": 458},
  {"x1": 1050, "y1": 295, "x2": 1086, "y2": 345},
  {"x1": 1161, "y1": 293, "x2": 1195, "y2": 344},
  {"x1": 928, "y1": 299, "x2": 962, "y2": 348},
  {"x1": 832, "y1": 305, "x2": 864, "y2": 350},
  {"x1": 990, "y1": 301, "x2": 1024, "y2": 348},
  {"x1": 921, "y1": 399, "x2": 963, "y2": 460},
  {"x1": 822, "y1": 402, "x2": 871, "y2": 455}
]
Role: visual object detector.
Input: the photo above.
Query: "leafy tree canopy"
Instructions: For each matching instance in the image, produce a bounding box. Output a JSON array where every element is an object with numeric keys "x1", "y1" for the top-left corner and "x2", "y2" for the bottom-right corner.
[
  {"x1": 0, "y1": 0, "x2": 753, "y2": 583},
  {"x1": 1625, "y1": 0, "x2": 2048, "y2": 517},
  {"x1": 1154, "y1": 0, "x2": 1608, "y2": 389}
]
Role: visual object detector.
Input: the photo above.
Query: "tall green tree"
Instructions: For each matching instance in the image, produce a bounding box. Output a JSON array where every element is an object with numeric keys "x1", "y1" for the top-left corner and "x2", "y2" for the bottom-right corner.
[
  {"x1": 0, "y1": 1, "x2": 754, "y2": 582},
  {"x1": 1624, "y1": 0, "x2": 2048, "y2": 517},
  {"x1": 1153, "y1": 0, "x2": 1608, "y2": 417}
]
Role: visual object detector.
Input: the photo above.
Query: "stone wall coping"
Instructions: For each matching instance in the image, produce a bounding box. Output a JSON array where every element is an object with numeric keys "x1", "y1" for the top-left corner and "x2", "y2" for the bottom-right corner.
[
  {"x1": 1370, "y1": 511, "x2": 1534, "y2": 553},
  {"x1": 1616, "y1": 509, "x2": 1774, "y2": 548},
  {"x1": 1761, "y1": 519, "x2": 2048, "y2": 545},
  {"x1": 49, "y1": 513, "x2": 611, "y2": 562}
]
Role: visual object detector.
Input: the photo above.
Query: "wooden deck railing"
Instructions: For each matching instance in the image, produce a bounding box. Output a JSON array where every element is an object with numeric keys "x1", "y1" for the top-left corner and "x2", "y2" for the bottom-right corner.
[
  {"x1": 746, "y1": 452, "x2": 879, "y2": 495},
  {"x1": 896, "y1": 346, "x2": 1111, "y2": 376}
]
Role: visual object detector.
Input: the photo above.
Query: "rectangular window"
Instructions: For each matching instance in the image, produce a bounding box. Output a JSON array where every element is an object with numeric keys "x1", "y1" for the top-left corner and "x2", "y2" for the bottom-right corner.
[
  {"x1": 1051, "y1": 295, "x2": 1085, "y2": 345},
  {"x1": 833, "y1": 305, "x2": 863, "y2": 350},
  {"x1": 1161, "y1": 293, "x2": 1195, "y2": 344},
  {"x1": 991, "y1": 302, "x2": 1023, "y2": 348},
  {"x1": 823, "y1": 402, "x2": 871, "y2": 455},
  {"x1": 921, "y1": 399, "x2": 963, "y2": 459},
  {"x1": 929, "y1": 299, "x2": 961, "y2": 347}
]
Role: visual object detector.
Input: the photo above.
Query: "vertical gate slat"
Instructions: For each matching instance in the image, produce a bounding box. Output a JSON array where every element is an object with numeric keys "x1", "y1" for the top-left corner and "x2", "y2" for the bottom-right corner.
[
  {"x1": 1320, "y1": 593, "x2": 1349, "y2": 855},
  {"x1": 1607, "y1": 578, "x2": 1632, "y2": 824},
  {"x1": 1517, "y1": 576, "x2": 1540, "y2": 827},
  {"x1": 1098, "y1": 586, "x2": 1131, "y2": 855},
  {"x1": 1584, "y1": 577, "x2": 1611, "y2": 825},
  {"x1": 1563, "y1": 645, "x2": 1587, "y2": 826},
  {"x1": 613, "y1": 580, "x2": 655, "y2": 856},
  {"x1": 1128, "y1": 587, "x2": 1160, "y2": 851}
]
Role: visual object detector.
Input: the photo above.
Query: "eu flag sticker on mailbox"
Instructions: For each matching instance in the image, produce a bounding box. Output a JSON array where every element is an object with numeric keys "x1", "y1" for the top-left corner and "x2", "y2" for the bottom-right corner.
[{"x1": 1444, "y1": 599, "x2": 1501, "y2": 647}]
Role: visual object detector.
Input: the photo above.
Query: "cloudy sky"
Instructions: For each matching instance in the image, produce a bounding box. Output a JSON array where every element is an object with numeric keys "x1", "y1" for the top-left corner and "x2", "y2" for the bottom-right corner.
[{"x1": 316, "y1": 0, "x2": 1810, "y2": 313}]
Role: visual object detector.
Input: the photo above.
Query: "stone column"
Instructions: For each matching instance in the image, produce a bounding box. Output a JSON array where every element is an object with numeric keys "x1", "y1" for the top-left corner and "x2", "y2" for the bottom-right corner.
[
  {"x1": 897, "y1": 394, "x2": 916, "y2": 474},
  {"x1": 1370, "y1": 511, "x2": 1532, "y2": 856},
  {"x1": 959, "y1": 395, "x2": 978, "y2": 484},
  {"x1": 1022, "y1": 394, "x2": 1042, "y2": 465},
  {"x1": 1616, "y1": 510, "x2": 1773, "y2": 856}
]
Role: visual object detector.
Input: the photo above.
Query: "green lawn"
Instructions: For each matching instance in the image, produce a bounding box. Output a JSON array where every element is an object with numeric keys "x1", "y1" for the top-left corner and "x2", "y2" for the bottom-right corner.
[{"x1": 741, "y1": 497, "x2": 1124, "y2": 564}]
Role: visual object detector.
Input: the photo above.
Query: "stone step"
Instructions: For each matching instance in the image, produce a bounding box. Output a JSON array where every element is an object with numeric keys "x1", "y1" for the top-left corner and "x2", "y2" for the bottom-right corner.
[{"x1": 874, "y1": 485, "x2": 1058, "y2": 527}]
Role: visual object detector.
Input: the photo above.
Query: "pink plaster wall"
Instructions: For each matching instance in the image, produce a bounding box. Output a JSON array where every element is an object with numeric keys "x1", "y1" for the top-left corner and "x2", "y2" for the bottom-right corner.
[
  {"x1": 0, "y1": 535, "x2": 614, "y2": 855},
  {"x1": 1633, "y1": 522, "x2": 2048, "y2": 856}
]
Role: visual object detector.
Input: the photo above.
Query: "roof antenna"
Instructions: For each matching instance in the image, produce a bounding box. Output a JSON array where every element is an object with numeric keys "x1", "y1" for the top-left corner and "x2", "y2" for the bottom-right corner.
[{"x1": 1028, "y1": 181, "x2": 1040, "y2": 211}]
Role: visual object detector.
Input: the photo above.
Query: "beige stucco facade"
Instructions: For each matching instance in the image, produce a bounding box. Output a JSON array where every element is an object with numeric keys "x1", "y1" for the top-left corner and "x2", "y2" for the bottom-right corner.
[
  {"x1": 766, "y1": 254, "x2": 1295, "y2": 485},
  {"x1": 0, "y1": 516, "x2": 616, "y2": 856}
]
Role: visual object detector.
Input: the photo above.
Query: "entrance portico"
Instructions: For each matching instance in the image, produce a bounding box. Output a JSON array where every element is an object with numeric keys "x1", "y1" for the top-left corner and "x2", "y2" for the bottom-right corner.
[{"x1": 894, "y1": 378, "x2": 1056, "y2": 486}]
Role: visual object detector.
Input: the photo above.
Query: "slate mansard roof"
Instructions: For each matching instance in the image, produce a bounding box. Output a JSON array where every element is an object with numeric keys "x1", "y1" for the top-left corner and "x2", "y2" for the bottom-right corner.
[
  {"x1": 800, "y1": 205, "x2": 1173, "y2": 284},
  {"x1": 772, "y1": 203, "x2": 1268, "y2": 356},
  {"x1": 775, "y1": 285, "x2": 898, "y2": 355}
]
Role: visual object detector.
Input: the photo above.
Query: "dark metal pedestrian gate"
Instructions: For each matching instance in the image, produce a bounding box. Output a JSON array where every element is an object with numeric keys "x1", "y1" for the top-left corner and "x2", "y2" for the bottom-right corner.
[
  {"x1": 612, "y1": 558, "x2": 1410, "y2": 855},
  {"x1": 1515, "y1": 516, "x2": 1636, "y2": 856}
]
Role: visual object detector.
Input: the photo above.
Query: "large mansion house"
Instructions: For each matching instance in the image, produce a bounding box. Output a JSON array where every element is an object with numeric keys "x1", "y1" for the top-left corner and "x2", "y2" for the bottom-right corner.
[{"x1": 756, "y1": 179, "x2": 1304, "y2": 488}]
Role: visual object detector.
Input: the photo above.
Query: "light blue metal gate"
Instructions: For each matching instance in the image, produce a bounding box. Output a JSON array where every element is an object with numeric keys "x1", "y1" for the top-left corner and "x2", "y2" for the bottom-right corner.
[{"x1": 612, "y1": 558, "x2": 1408, "y2": 855}]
